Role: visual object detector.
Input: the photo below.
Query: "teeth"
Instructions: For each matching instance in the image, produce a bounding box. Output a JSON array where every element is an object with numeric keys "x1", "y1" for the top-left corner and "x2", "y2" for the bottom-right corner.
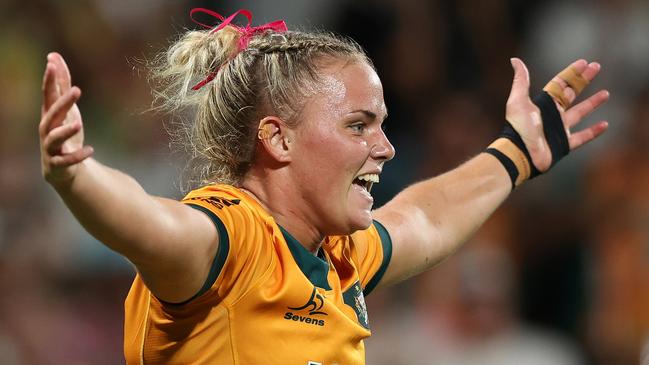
[{"x1": 356, "y1": 173, "x2": 379, "y2": 184}]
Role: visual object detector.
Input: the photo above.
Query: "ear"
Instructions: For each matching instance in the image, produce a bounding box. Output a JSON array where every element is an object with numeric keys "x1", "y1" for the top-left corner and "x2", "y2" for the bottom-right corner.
[{"x1": 257, "y1": 116, "x2": 293, "y2": 162}]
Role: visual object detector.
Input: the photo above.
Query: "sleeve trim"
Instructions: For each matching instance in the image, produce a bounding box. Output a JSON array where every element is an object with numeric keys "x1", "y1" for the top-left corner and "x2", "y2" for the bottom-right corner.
[
  {"x1": 165, "y1": 203, "x2": 230, "y2": 305},
  {"x1": 363, "y1": 219, "x2": 393, "y2": 296}
]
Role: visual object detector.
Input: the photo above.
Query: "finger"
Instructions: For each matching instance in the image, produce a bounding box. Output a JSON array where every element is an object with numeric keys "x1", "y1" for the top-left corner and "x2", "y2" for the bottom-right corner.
[
  {"x1": 39, "y1": 87, "x2": 81, "y2": 137},
  {"x1": 562, "y1": 84, "x2": 576, "y2": 107},
  {"x1": 569, "y1": 121, "x2": 609, "y2": 150},
  {"x1": 561, "y1": 61, "x2": 600, "y2": 103},
  {"x1": 48, "y1": 52, "x2": 73, "y2": 93},
  {"x1": 545, "y1": 75, "x2": 573, "y2": 111},
  {"x1": 565, "y1": 90, "x2": 610, "y2": 128},
  {"x1": 554, "y1": 59, "x2": 588, "y2": 91},
  {"x1": 43, "y1": 122, "x2": 82, "y2": 155},
  {"x1": 550, "y1": 75, "x2": 568, "y2": 89},
  {"x1": 581, "y1": 62, "x2": 601, "y2": 83},
  {"x1": 508, "y1": 58, "x2": 530, "y2": 100},
  {"x1": 544, "y1": 59, "x2": 588, "y2": 108},
  {"x1": 50, "y1": 146, "x2": 94, "y2": 167},
  {"x1": 41, "y1": 62, "x2": 59, "y2": 115},
  {"x1": 566, "y1": 59, "x2": 588, "y2": 76}
]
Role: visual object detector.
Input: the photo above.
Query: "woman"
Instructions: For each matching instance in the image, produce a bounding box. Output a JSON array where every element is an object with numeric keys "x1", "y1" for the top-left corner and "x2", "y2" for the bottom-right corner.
[{"x1": 39, "y1": 8, "x2": 609, "y2": 365}]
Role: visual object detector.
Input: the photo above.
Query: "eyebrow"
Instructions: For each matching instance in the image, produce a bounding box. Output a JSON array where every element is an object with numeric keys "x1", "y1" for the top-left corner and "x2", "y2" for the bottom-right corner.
[{"x1": 350, "y1": 109, "x2": 389, "y2": 121}]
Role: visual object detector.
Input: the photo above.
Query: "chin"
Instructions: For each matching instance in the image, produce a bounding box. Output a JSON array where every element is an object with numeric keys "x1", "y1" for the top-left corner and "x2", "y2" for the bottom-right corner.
[{"x1": 348, "y1": 210, "x2": 374, "y2": 232}]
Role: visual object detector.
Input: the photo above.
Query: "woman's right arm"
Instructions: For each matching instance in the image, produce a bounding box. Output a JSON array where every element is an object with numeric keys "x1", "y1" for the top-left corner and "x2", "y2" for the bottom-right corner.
[{"x1": 40, "y1": 52, "x2": 218, "y2": 303}]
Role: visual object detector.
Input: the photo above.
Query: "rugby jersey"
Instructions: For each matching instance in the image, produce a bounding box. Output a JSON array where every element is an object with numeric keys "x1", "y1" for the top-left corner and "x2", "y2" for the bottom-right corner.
[{"x1": 124, "y1": 184, "x2": 392, "y2": 364}]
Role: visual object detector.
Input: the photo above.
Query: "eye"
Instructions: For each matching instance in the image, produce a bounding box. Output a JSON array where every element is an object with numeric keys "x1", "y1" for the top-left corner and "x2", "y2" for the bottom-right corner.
[{"x1": 348, "y1": 122, "x2": 366, "y2": 134}]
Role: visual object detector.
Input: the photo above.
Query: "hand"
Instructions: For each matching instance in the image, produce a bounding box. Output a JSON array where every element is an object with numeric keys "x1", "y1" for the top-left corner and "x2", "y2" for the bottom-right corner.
[
  {"x1": 39, "y1": 52, "x2": 94, "y2": 186},
  {"x1": 505, "y1": 58, "x2": 609, "y2": 172}
]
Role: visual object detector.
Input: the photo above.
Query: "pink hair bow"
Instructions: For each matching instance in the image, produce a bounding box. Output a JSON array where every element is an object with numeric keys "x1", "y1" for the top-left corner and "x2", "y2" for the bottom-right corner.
[{"x1": 190, "y1": 8, "x2": 288, "y2": 90}]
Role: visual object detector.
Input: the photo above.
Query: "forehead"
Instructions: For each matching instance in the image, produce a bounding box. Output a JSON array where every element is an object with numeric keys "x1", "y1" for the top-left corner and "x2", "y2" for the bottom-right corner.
[{"x1": 310, "y1": 60, "x2": 386, "y2": 118}]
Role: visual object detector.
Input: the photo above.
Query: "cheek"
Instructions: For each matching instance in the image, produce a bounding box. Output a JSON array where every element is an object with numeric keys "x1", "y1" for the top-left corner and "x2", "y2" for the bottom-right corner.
[{"x1": 296, "y1": 127, "x2": 369, "y2": 190}]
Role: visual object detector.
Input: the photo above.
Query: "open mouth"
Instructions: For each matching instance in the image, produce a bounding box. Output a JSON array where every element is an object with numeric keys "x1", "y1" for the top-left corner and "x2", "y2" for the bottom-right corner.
[{"x1": 353, "y1": 173, "x2": 379, "y2": 193}]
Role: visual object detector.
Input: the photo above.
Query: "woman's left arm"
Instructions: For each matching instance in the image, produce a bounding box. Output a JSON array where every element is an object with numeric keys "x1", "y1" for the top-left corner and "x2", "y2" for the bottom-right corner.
[{"x1": 372, "y1": 58, "x2": 609, "y2": 289}]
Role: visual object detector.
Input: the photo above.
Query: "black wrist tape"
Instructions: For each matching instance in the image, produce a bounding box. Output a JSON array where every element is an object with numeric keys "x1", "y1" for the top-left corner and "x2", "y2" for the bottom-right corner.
[
  {"x1": 486, "y1": 91, "x2": 569, "y2": 190},
  {"x1": 533, "y1": 91, "x2": 570, "y2": 166}
]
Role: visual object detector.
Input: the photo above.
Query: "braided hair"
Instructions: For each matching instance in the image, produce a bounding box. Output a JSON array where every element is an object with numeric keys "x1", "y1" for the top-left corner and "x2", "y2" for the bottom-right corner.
[{"x1": 150, "y1": 27, "x2": 371, "y2": 187}]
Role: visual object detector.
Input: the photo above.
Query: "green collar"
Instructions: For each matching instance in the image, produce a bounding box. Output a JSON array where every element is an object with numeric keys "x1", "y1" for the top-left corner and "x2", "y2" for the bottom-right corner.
[{"x1": 278, "y1": 225, "x2": 331, "y2": 290}]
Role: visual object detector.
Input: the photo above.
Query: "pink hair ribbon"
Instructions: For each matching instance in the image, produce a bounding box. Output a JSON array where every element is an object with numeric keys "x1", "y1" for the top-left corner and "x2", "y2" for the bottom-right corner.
[{"x1": 189, "y1": 8, "x2": 288, "y2": 90}]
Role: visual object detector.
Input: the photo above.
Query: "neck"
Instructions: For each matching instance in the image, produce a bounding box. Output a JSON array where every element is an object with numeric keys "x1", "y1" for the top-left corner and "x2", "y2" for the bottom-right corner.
[{"x1": 240, "y1": 177, "x2": 324, "y2": 254}]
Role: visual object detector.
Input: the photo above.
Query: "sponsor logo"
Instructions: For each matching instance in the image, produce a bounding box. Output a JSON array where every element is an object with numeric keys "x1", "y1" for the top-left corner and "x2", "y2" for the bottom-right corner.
[
  {"x1": 288, "y1": 287, "x2": 327, "y2": 315},
  {"x1": 283, "y1": 312, "x2": 325, "y2": 327},
  {"x1": 284, "y1": 287, "x2": 327, "y2": 327},
  {"x1": 186, "y1": 196, "x2": 240, "y2": 209}
]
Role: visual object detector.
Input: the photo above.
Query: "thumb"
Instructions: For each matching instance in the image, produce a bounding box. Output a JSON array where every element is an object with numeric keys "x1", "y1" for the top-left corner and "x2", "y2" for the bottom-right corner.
[{"x1": 508, "y1": 57, "x2": 530, "y2": 101}]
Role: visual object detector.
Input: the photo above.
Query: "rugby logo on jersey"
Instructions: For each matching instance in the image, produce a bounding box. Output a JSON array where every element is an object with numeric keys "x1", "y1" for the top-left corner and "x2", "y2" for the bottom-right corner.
[
  {"x1": 284, "y1": 287, "x2": 327, "y2": 327},
  {"x1": 343, "y1": 281, "x2": 369, "y2": 329}
]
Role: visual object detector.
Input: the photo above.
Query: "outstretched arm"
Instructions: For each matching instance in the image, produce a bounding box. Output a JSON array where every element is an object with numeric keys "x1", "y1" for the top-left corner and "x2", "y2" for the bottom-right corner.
[
  {"x1": 372, "y1": 58, "x2": 609, "y2": 288},
  {"x1": 40, "y1": 53, "x2": 218, "y2": 303}
]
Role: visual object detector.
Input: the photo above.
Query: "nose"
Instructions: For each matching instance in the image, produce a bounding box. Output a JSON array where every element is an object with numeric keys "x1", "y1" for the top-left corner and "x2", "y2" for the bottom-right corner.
[{"x1": 371, "y1": 129, "x2": 396, "y2": 161}]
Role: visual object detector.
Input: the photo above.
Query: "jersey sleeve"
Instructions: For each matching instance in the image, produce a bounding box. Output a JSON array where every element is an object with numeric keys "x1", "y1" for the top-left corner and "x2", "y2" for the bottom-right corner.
[
  {"x1": 350, "y1": 220, "x2": 393, "y2": 297},
  {"x1": 180, "y1": 191, "x2": 272, "y2": 305}
]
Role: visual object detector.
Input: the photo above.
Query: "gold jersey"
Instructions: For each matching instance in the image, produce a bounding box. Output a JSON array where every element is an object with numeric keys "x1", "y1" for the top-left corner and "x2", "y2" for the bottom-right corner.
[{"x1": 124, "y1": 184, "x2": 392, "y2": 364}]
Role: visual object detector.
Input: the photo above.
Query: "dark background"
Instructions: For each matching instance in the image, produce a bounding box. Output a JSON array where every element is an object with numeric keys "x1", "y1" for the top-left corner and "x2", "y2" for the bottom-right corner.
[{"x1": 1, "y1": 0, "x2": 648, "y2": 363}]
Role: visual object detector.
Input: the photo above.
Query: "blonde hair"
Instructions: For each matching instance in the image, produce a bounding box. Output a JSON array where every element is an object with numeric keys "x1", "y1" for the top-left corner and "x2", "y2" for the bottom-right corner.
[{"x1": 150, "y1": 26, "x2": 370, "y2": 187}]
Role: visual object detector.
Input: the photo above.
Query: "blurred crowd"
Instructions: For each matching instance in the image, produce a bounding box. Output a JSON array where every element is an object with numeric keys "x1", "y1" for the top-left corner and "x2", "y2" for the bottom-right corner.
[{"x1": 1, "y1": 0, "x2": 648, "y2": 364}]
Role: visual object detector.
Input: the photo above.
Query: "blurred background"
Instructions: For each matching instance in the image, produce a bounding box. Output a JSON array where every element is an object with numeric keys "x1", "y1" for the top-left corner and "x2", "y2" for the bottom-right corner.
[{"x1": 1, "y1": 0, "x2": 648, "y2": 363}]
